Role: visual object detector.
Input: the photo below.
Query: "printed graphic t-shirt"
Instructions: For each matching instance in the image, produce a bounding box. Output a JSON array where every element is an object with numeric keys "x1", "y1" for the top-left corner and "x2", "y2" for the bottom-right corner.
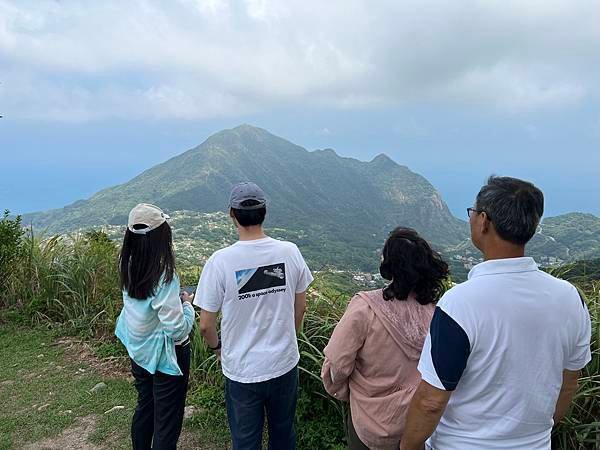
[
  {"x1": 417, "y1": 257, "x2": 592, "y2": 450},
  {"x1": 193, "y1": 237, "x2": 313, "y2": 383}
]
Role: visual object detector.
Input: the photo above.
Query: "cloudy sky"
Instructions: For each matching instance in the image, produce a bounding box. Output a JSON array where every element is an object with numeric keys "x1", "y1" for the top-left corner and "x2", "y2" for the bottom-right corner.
[{"x1": 1, "y1": 0, "x2": 599, "y2": 217}]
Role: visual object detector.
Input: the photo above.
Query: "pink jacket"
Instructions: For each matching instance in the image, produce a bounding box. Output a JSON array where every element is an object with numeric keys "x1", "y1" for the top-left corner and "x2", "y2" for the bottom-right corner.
[{"x1": 321, "y1": 289, "x2": 434, "y2": 450}]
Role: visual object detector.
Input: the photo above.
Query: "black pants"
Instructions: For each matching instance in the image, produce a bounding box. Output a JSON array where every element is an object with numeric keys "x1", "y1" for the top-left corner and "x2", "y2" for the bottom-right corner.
[{"x1": 130, "y1": 343, "x2": 191, "y2": 450}]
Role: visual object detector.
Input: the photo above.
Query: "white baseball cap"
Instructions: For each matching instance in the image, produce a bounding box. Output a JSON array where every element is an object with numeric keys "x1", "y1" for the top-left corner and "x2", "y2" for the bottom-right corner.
[{"x1": 127, "y1": 203, "x2": 170, "y2": 235}]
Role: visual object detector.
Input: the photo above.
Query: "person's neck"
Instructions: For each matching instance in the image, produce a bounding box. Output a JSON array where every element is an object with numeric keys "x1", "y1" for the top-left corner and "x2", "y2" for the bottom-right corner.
[
  {"x1": 482, "y1": 239, "x2": 525, "y2": 261},
  {"x1": 237, "y1": 225, "x2": 267, "y2": 241}
]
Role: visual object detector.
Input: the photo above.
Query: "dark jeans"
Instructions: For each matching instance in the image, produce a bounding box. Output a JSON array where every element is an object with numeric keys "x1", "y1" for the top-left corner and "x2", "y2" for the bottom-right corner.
[
  {"x1": 225, "y1": 365, "x2": 299, "y2": 450},
  {"x1": 130, "y1": 342, "x2": 191, "y2": 450}
]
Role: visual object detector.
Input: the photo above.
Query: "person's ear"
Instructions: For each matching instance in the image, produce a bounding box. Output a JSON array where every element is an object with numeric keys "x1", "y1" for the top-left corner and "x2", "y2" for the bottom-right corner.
[
  {"x1": 229, "y1": 209, "x2": 239, "y2": 226},
  {"x1": 480, "y1": 212, "x2": 491, "y2": 234}
]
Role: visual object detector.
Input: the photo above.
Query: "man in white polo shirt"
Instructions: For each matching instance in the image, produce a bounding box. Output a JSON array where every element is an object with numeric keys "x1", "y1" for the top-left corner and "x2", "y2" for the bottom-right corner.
[
  {"x1": 401, "y1": 176, "x2": 592, "y2": 450},
  {"x1": 193, "y1": 182, "x2": 313, "y2": 450}
]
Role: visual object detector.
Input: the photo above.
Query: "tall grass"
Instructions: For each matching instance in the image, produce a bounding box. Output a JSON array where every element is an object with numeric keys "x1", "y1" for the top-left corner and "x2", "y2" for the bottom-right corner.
[
  {"x1": 552, "y1": 281, "x2": 600, "y2": 449},
  {"x1": 1, "y1": 229, "x2": 121, "y2": 337},
  {"x1": 1, "y1": 225, "x2": 598, "y2": 449}
]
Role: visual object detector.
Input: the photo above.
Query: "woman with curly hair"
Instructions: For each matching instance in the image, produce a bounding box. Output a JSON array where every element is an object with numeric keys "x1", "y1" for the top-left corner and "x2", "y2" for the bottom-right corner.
[{"x1": 321, "y1": 227, "x2": 449, "y2": 450}]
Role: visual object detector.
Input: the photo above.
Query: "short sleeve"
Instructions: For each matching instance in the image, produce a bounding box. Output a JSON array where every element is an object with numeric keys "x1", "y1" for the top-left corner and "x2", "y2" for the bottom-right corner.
[
  {"x1": 291, "y1": 245, "x2": 313, "y2": 294},
  {"x1": 418, "y1": 298, "x2": 472, "y2": 391},
  {"x1": 193, "y1": 254, "x2": 225, "y2": 313},
  {"x1": 565, "y1": 290, "x2": 592, "y2": 371}
]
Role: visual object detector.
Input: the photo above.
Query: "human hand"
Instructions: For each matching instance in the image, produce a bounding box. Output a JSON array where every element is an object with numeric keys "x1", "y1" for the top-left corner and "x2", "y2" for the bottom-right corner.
[{"x1": 180, "y1": 291, "x2": 194, "y2": 303}]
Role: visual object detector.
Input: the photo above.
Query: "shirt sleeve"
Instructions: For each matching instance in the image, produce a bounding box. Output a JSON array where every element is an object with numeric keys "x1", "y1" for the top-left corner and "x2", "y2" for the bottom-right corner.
[
  {"x1": 151, "y1": 276, "x2": 195, "y2": 342},
  {"x1": 291, "y1": 245, "x2": 313, "y2": 294},
  {"x1": 193, "y1": 254, "x2": 225, "y2": 312},
  {"x1": 322, "y1": 295, "x2": 372, "y2": 401},
  {"x1": 417, "y1": 296, "x2": 472, "y2": 391},
  {"x1": 565, "y1": 288, "x2": 592, "y2": 371}
]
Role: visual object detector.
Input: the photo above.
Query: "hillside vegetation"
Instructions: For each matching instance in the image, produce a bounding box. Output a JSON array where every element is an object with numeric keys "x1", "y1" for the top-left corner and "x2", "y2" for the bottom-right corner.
[
  {"x1": 22, "y1": 125, "x2": 467, "y2": 272},
  {"x1": 1, "y1": 212, "x2": 598, "y2": 449},
  {"x1": 19, "y1": 126, "x2": 600, "y2": 274}
]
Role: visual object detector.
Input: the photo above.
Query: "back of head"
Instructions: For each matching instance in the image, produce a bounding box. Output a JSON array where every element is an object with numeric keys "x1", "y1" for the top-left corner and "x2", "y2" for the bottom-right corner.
[
  {"x1": 229, "y1": 181, "x2": 267, "y2": 227},
  {"x1": 476, "y1": 176, "x2": 544, "y2": 245},
  {"x1": 231, "y1": 199, "x2": 267, "y2": 227},
  {"x1": 379, "y1": 227, "x2": 449, "y2": 305},
  {"x1": 119, "y1": 221, "x2": 175, "y2": 300}
]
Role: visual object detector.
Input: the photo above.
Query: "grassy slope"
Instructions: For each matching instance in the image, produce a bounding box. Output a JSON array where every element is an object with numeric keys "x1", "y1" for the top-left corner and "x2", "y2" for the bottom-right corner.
[
  {"x1": 0, "y1": 327, "x2": 134, "y2": 449},
  {"x1": 0, "y1": 326, "x2": 230, "y2": 450}
]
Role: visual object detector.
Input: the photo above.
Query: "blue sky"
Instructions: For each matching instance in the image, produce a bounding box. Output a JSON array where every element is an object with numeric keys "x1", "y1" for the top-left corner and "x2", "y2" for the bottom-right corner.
[{"x1": 1, "y1": 1, "x2": 599, "y2": 218}]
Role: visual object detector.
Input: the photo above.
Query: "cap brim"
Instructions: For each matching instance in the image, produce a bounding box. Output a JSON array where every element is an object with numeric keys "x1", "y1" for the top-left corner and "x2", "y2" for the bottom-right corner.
[
  {"x1": 128, "y1": 224, "x2": 151, "y2": 235},
  {"x1": 230, "y1": 202, "x2": 266, "y2": 210}
]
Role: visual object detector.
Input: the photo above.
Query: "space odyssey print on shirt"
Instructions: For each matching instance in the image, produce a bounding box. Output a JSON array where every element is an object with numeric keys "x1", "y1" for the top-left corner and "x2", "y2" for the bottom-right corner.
[
  {"x1": 236, "y1": 263, "x2": 287, "y2": 299},
  {"x1": 194, "y1": 237, "x2": 313, "y2": 383}
]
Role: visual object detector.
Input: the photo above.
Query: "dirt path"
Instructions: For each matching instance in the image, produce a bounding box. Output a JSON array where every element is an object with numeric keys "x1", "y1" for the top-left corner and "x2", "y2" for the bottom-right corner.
[
  {"x1": 22, "y1": 415, "x2": 102, "y2": 450},
  {"x1": 21, "y1": 414, "x2": 205, "y2": 450}
]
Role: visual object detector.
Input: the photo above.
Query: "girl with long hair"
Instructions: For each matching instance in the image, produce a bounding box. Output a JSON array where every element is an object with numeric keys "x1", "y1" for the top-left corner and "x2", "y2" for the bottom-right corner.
[{"x1": 115, "y1": 203, "x2": 195, "y2": 450}]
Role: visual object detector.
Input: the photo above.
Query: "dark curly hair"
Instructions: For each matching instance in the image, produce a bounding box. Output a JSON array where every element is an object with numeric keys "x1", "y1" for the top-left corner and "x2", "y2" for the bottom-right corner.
[{"x1": 379, "y1": 227, "x2": 449, "y2": 305}]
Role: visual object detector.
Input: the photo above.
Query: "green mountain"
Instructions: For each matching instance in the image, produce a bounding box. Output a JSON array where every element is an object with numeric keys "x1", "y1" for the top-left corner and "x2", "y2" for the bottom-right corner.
[
  {"x1": 443, "y1": 212, "x2": 600, "y2": 281},
  {"x1": 22, "y1": 125, "x2": 600, "y2": 276},
  {"x1": 24, "y1": 124, "x2": 467, "y2": 271},
  {"x1": 528, "y1": 213, "x2": 600, "y2": 263}
]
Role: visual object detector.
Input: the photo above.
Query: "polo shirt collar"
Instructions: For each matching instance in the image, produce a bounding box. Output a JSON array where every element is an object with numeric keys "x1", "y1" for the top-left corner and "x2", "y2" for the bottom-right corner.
[{"x1": 468, "y1": 257, "x2": 538, "y2": 280}]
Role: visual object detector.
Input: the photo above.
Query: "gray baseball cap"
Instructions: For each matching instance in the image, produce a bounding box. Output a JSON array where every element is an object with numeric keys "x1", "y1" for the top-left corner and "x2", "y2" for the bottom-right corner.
[{"x1": 229, "y1": 182, "x2": 267, "y2": 210}]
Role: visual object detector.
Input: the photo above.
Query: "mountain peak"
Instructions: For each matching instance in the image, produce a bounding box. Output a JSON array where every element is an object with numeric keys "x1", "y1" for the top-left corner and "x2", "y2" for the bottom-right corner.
[
  {"x1": 200, "y1": 124, "x2": 277, "y2": 151},
  {"x1": 313, "y1": 148, "x2": 338, "y2": 157},
  {"x1": 370, "y1": 153, "x2": 396, "y2": 165},
  {"x1": 227, "y1": 124, "x2": 276, "y2": 138},
  {"x1": 205, "y1": 124, "x2": 285, "y2": 146},
  {"x1": 231, "y1": 123, "x2": 264, "y2": 132}
]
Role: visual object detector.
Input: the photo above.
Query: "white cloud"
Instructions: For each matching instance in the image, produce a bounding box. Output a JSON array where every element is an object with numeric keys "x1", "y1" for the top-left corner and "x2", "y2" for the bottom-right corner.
[
  {"x1": 0, "y1": 0, "x2": 599, "y2": 121},
  {"x1": 440, "y1": 63, "x2": 585, "y2": 112}
]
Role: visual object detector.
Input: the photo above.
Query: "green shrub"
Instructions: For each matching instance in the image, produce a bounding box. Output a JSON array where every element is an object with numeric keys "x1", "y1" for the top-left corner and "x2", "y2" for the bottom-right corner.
[
  {"x1": 552, "y1": 281, "x2": 600, "y2": 449},
  {"x1": 296, "y1": 386, "x2": 346, "y2": 449},
  {"x1": 2, "y1": 229, "x2": 121, "y2": 337},
  {"x1": 179, "y1": 265, "x2": 201, "y2": 287},
  {"x1": 0, "y1": 210, "x2": 25, "y2": 306}
]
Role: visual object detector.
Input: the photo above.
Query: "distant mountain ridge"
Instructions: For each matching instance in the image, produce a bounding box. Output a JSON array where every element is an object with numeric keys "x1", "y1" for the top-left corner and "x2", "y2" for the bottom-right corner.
[
  {"x1": 24, "y1": 125, "x2": 467, "y2": 270},
  {"x1": 22, "y1": 125, "x2": 600, "y2": 274}
]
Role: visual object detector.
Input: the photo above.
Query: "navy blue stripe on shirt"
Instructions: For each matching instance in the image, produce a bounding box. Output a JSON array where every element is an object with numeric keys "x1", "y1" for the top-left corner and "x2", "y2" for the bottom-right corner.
[
  {"x1": 576, "y1": 289, "x2": 585, "y2": 307},
  {"x1": 430, "y1": 306, "x2": 471, "y2": 391}
]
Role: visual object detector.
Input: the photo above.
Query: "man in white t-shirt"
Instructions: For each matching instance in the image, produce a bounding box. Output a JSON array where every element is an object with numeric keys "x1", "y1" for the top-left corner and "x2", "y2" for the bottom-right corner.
[
  {"x1": 192, "y1": 182, "x2": 313, "y2": 450},
  {"x1": 401, "y1": 176, "x2": 592, "y2": 450}
]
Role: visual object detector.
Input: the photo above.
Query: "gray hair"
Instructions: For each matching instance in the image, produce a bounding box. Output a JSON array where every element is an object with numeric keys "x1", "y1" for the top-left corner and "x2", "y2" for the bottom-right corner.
[{"x1": 475, "y1": 176, "x2": 544, "y2": 245}]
